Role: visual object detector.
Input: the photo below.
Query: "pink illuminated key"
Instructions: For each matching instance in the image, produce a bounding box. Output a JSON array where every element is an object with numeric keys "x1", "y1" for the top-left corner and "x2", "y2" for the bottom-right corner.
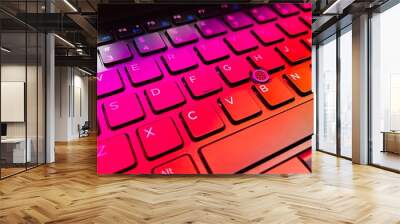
[
  {"x1": 195, "y1": 39, "x2": 230, "y2": 64},
  {"x1": 219, "y1": 90, "x2": 261, "y2": 124},
  {"x1": 296, "y1": 3, "x2": 312, "y2": 11},
  {"x1": 181, "y1": 104, "x2": 225, "y2": 140},
  {"x1": 252, "y1": 23, "x2": 285, "y2": 46},
  {"x1": 126, "y1": 58, "x2": 162, "y2": 85},
  {"x1": 248, "y1": 48, "x2": 285, "y2": 73},
  {"x1": 98, "y1": 42, "x2": 132, "y2": 66},
  {"x1": 217, "y1": 57, "x2": 252, "y2": 86},
  {"x1": 137, "y1": 118, "x2": 183, "y2": 159},
  {"x1": 299, "y1": 15, "x2": 312, "y2": 27},
  {"x1": 97, "y1": 134, "x2": 136, "y2": 174},
  {"x1": 183, "y1": 68, "x2": 222, "y2": 99},
  {"x1": 97, "y1": 69, "x2": 124, "y2": 98},
  {"x1": 224, "y1": 31, "x2": 258, "y2": 54},
  {"x1": 301, "y1": 36, "x2": 312, "y2": 49},
  {"x1": 276, "y1": 40, "x2": 311, "y2": 64},
  {"x1": 224, "y1": 12, "x2": 253, "y2": 30},
  {"x1": 103, "y1": 92, "x2": 145, "y2": 129},
  {"x1": 196, "y1": 18, "x2": 227, "y2": 38},
  {"x1": 166, "y1": 24, "x2": 198, "y2": 46},
  {"x1": 152, "y1": 155, "x2": 199, "y2": 174},
  {"x1": 134, "y1": 33, "x2": 167, "y2": 55},
  {"x1": 271, "y1": 4, "x2": 300, "y2": 17},
  {"x1": 249, "y1": 6, "x2": 277, "y2": 24},
  {"x1": 162, "y1": 49, "x2": 198, "y2": 74},
  {"x1": 145, "y1": 81, "x2": 185, "y2": 113},
  {"x1": 277, "y1": 17, "x2": 308, "y2": 37}
]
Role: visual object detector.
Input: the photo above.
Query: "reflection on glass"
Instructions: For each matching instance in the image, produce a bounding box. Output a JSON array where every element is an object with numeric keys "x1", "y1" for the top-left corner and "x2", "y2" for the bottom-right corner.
[
  {"x1": 317, "y1": 37, "x2": 337, "y2": 154},
  {"x1": 371, "y1": 3, "x2": 400, "y2": 171},
  {"x1": 340, "y1": 29, "x2": 352, "y2": 158}
]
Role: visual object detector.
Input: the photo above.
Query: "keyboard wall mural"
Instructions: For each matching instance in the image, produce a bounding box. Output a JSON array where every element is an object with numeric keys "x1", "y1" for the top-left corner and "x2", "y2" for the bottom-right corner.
[{"x1": 97, "y1": 3, "x2": 313, "y2": 174}]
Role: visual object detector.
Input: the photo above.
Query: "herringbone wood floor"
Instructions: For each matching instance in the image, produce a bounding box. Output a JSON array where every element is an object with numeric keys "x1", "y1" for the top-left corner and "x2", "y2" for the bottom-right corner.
[{"x1": 1, "y1": 136, "x2": 400, "y2": 224}]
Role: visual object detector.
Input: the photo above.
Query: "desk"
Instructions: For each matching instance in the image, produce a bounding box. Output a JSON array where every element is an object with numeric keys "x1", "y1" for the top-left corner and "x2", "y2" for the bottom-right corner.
[
  {"x1": 1, "y1": 138, "x2": 31, "y2": 163},
  {"x1": 382, "y1": 131, "x2": 400, "y2": 154}
]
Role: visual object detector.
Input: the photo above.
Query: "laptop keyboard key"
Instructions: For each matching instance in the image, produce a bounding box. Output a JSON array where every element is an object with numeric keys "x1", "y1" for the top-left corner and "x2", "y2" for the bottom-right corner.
[
  {"x1": 146, "y1": 82, "x2": 186, "y2": 113},
  {"x1": 162, "y1": 49, "x2": 198, "y2": 74},
  {"x1": 252, "y1": 24, "x2": 285, "y2": 46},
  {"x1": 196, "y1": 18, "x2": 227, "y2": 38},
  {"x1": 172, "y1": 13, "x2": 196, "y2": 25},
  {"x1": 145, "y1": 18, "x2": 171, "y2": 32},
  {"x1": 98, "y1": 42, "x2": 132, "y2": 66},
  {"x1": 224, "y1": 12, "x2": 253, "y2": 30},
  {"x1": 98, "y1": 134, "x2": 136, "y2": 174},
  {"x1": 97, "y1": 69, "x2": 124, "y2": 98},
  {"x1": 166, "y1": 25, "x2": 198, "y2": 46},
  {"x1": 116, "y1": 25, "x2": 144, "y2": 39},
  {"x1": 217, "y1": 57, "x2": 252, "y2": 86},
  {"x1": 299, "y1": 15, "x2": 312, "y2": 27},
  {"x1": 296, "y1": 3, "x2": 312, "y2": 11},
  {"x1": 301, "y1": 36, "x2": 312, "y2": 49},
  {"x1": 276, "y1": 40, "x2": 311, "y2": 64},
  {"x1": 138, "y1": 118, "x2": 183, "y2": 159},
  {"x1": 271, "y1": 4, "x2": 300, "y2": 17},
  {"x1": 195, "y1": 39, "x2": 230, "y2": 64},
  {"x1": 284, "y1": 65, "x2": 312, "y2": 96},
  {"x1": 181, "y1": 104, "x2": 225, "y2": 140},
  {"x1": 224, "y1": 31, "x2": 258, "y2": 54},
  {"x1": 249, "y1": 6, "x2": 277, "y2": 23},
  {"x1": 183, "y1": 68, "x2": 222, "y2": 99},
  {"x1": 98, "y1": 32, "x2": 114, "y2": 45},
  {"x1": 277, "y1": 17, "x2": 308, "y2": 37},
  {"x1": 103, "y1": 92, "x2": 145, "y2": 129},
  {"x1": 248, "y1": 48, "x2": 285, "y2": 73},
  {"x1": 152, "y1": 155, "x2": 199, "y2": 174},
  {"x1": 254, "y1": 78, "x2": 294, "y2": 109},
  {"x1": 126, "y1": 58, "x2": 162, "y2": 86},
  {"x1": 134, "y1": 33, "x2": 167, "y2": 55},
  {"x1": 219, "y1": 90, "x2": 261, "y2": 124}
]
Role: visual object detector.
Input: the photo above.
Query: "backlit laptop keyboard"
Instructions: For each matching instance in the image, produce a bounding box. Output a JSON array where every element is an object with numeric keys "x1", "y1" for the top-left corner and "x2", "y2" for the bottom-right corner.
[{"x1": 97, "y1": 3, "x2": 313, "y2": 174}]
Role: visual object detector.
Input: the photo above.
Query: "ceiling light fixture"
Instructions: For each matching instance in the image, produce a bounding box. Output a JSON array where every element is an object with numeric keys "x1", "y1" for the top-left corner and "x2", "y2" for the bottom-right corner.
[
  {"x1": 54, "y1": 34, "x2": 75, "y2": 48},
  {"x1": 63, "y1": 0, "x2": 78, "y2": 12},
  {"x1": 1, "y1": 47, "x2": 11, "y2": 53}
]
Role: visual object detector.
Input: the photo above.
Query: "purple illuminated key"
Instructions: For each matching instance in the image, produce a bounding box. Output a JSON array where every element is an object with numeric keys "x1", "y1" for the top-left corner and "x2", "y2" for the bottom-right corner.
[
  {"x1": 134, "y1": 33, "x2": 167, "y2": 55},
  {"x1": 126, "y1": 58, "x2": 162, "y2": 85},
  {"x1": 196, "y1": 18, "x2": 227, "y2": 38},
  {"x1": 271, "y1": 4, "x2": 300, "y2": 17},
  {"x1": 195, "y1": 39, "x2": 230, "y2": 64},
  {"x1": 249, "y1": 6, "x2": 277, "y2": 24},
  {"x1": 224, "y1": 12, "x2": 253, "y2": 31},
  {"x1": 224, "y1": 31, "x2": 258, "y2": 54},
  {"x1": 97, "y1": 69, "x2": 124, "y2": 98},
  {"x1": 98, "y1": 42, "x2": 132, "y2": 66},
  {"x1": 252, "y1": 23, "x2": 285, "y2": 46},
  {"x1": 162, "y1": 49, "x2": 198, "y2": 74},
  {"x1": 166, "y1": 25, "x2": 198, "y2": 47}
]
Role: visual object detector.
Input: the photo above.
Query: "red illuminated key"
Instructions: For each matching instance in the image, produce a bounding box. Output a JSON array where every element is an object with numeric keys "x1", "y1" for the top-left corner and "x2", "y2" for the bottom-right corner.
[
  {"x1": 271, "y1": 4, "x2": 300, "y2": 17},
  {"x1": 126, "y1": 58, "x2": 162, "y2": 85},
  {"x1": 277, "y1": 17, "x2": 308, "y2": 37},
  {"x1": 301, "y1": 36, "x2": 312, "y2": 49},
  {"x1": 98, "y1": 42, "x2": 132, "y2": 66},
  {"x1": 224, "y1": 12, "x2": 253, "y2": 30},
  {"x1": 152, "y1": 155, "x2": 199, "y2": 174},
  {"x1": 264, "y1": 157, "x2": 310, "y2": 174},
  {"x1": 97, "y1": 134, "x2": 136, "y2": 174},
  {"x1": 224, "y1": 31, "x2": 258, "y2": 54},
  {"x1": 248, "y1": 48, "x2": 285, "y2": 73},
  {"x1": 138, "y1": 118, "x2": 183, "y2": 159},
  {"x1": 217, "y1": 57, "x2": 251, "y2": 86},
  {"x1": 252, "y1": 24, "x2": 285, "y2": 46},
  {"x1": 199, "y1": 100, "x2": 313, "y2": 174},
  {"x1": 162, "y1": 49, "x2": 198, "y2": 74},
  {"x1": 181, "y1": 104, "x2": 225, "y2": 140},
  {"x1": 195, "y1": 39, "x2": 230, "y2": 64},
  {"x1": 166, "y1": 25, "x2": 198, "y2": 46},
  {"x1": 249, "y1": 6, "x2": 277, "y2": 23},
  {"x1": 276, "y1": 40, "x2": 311, "y2": 64},
  {"x1": 299, "y1": 14, "x2": 312, "y2": 27},
  {"x1": 134, "y1": 33, "x2": 167, "y2": 55},
  {"x1": 103, "y1": 92, "x2": 145, "y2": 129},
  {"x1": 183, "y1": 69, "x2": 222, "y2": 99},
  {"x1": 297, "y1": 3, "x2": 312, "y2": 11},
  {"x1": 254, "y1": 78, "x2": 294, "y2": 109},
  {"x1": 284, "y1": 64, "x2": 312, "y2": 96},
  {"x1": 219, "y1": 90, "x2": 261, "y2": 124},
  {"x1": 298, "y1": 149, "x2": 312, "y2": 168},
  {"x1": 97, "y1": 69, "x2": 124, "y2": 98},
  {"x1": 196, "y1": 18, "x2": 227, "y2": 38},
  {"x1": 146, "y1": 81, "x2": 185, "y2": 113}
]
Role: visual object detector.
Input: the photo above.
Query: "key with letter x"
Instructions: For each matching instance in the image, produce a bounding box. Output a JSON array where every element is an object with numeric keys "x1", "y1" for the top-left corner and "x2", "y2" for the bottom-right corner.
[{"x1": 138, "y1": 118, "x2": 183, "y2": 159}]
